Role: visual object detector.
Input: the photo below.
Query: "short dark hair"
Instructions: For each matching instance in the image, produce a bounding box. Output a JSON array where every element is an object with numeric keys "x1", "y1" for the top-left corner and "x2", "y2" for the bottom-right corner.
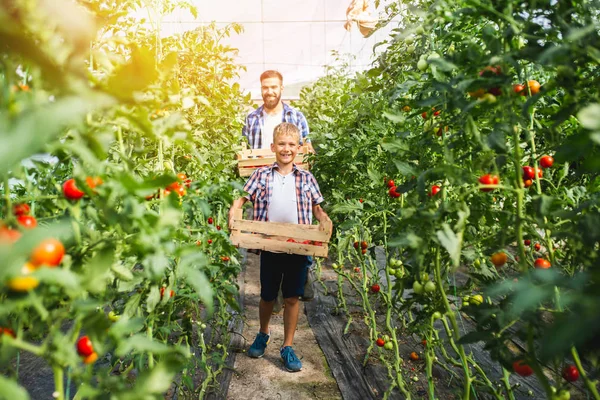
[{"x1": 260, "y1": 70, "x2": 283, "y2": 83}]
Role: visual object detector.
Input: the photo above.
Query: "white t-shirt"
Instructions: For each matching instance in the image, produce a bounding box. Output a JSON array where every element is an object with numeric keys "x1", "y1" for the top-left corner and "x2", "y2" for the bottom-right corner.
[
  {"x1": 267, "y1": 170, "x2": 298, "y2": 224},
  {"x1": 261, "y1": 110, "x2": 283, "y2": 148}
]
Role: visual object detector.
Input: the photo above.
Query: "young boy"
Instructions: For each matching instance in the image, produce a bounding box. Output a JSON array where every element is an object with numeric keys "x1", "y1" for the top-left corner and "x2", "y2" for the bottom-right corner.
[{"x1": 228, "y1": 122, "x2": 330, "y2": 372}]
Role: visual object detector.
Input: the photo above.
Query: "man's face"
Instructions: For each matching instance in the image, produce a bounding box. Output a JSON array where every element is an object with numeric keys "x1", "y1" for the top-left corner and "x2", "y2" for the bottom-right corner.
[
  {"x1": 261, "y1": 77, "x2": 282, "y2": 110},
  {"x1": 270, "y1": 134, "x2": 299, "y2": 166}
]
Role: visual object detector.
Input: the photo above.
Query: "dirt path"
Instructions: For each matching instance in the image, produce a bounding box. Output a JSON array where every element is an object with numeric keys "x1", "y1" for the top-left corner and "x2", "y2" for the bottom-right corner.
[{"x1": 226, "y1": 253, "x2": 341, "y2": 400}]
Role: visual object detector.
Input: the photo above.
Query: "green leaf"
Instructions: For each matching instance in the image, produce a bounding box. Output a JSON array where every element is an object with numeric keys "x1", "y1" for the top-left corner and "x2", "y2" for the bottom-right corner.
[
  {"x1": 123, "y1": 292, "x2": 142, "y2": 318},
  {"x1": 106, "y1": 45, "x2": 159, "y2": 101},
  {"x1": 436, "y1": 224, "x2": 461, "y2": 268},
  {"x1": 393, "y1": 161, "x2": 417, "y2": 176},
  {"x1": 181, "y1": 266, "x2": 214, "y2": 313},
  {"x1": 108, "y1": 317, "x2": 146, "y2": 339},
  {"x1": 383, "y1": 111, "x2": 405, "y2": 124},
  {"x1": 115, "y1": 335, "x2": 177, "y2": 357},
  {"x1": 34, "y1": 268, "x2": 81, "y2": 298},
  {"x1": 427, "y1": 57, "x2": 457, "y2": 71},
  {"x1": 82, "y1": 247, "x2": 114, "y2": 294},
  {"x1": 0, "y1": 376, "x2": 30, "y2": 400},
  {"x1": 388, "y1": 232, "x2": 422, "y2": 248},
  {"x1": 0, "y1": 94, "x2": 115, "y2": 174},
  {"x1": 146, "y1": 286, "x2": 161, "y2": 314},
  {"x1": 578, "y1": 104, "x2": 600, "y2": 131}
]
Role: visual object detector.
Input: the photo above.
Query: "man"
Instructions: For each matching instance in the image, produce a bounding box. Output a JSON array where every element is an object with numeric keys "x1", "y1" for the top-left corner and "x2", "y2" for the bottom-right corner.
[{"x1": 242, "y1": 70, "x2": 315, "y2": 153}]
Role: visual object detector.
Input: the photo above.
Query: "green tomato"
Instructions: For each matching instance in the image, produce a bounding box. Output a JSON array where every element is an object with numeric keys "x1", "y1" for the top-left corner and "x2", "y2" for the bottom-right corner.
[
  {"x1": 412, "y1": 281, "x2": 424, "y2": 294},
  {"x1": 557, "y1": 390, "x2": 571, "y2": 400},
  {"x1": 427, "y1": 52, "x2": 440, "y2": 61},
  {"x1": 405, "y1": 35, "x2": 415, "y2": 45},
  {"x1": 394, "y1": 269, "x2": 405, "y2": 279},
  {"x1": 432, "y1": 311, "x2": 442, "y2": 320},
  {"x1": 420, "y1": 272, "x2": 430, "y2": 282},
  {"x1": 481, "y1": 93, "x2": 497, "y2": 103},
  {"x1": 463, "y1": 301, "x2": 470, "y2": 307},
  {"x1": 473, "y1": 259, "x2": 481, "y2": 268},
  {"x1": 424, "y1": 281, "x2": 436, "y2": 293},
  {"x1": 383, "y1": 335, "x2": 391, "y2": 342},
  {"x1": 332, "y1": 263, "x2": 339, "y2": 270},
  {"x1": 415, "y1": 25, "x2": 425, "y2": 35},
  {"x1": 470, "y1": 294, "x2": 484, "y2": 306},
  {"x1": 406, "y1": 45, "x2": 415, "y2": 54},
  {"x1": 448, "y1": 43, "x2": 455, "y2": 55},
  {"x1": 108, "y1": 311, "x2": 120, "y2": 322},
  {"x1": 388, "y1": 268, "x2": 396, "y2": 275},
  {"x1": 417, "y1": 59, "x2": 428, "y2": 71},
  {"x1": 384, "y1": 342, "x2": 394, "y2": 350}
]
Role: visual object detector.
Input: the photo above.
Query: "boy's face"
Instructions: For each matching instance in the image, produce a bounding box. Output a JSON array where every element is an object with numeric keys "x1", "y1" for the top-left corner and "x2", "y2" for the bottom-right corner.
[{"x1": 270, "y1": 134, "x2": 299, "y2": 166}]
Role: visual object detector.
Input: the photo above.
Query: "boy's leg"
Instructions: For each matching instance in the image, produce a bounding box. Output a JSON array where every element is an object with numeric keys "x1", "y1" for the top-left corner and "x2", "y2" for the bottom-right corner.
[
  {"x1": 259, "y1": 298, "x2": 275, "y2": 334},
  {"x1": 258, "y1": 251, "x2": 283, "y2": 333},
  {"x1": 282, "y1": 296, "x2": 300, "y2": 347},
  {"x1": 280, "y1": 255, "x2": 310, "y2": 346}
]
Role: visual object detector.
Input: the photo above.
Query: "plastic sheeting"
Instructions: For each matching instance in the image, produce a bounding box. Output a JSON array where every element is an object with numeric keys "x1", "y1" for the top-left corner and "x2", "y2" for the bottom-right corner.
[{"x1": 150, "y1": 0, "x2": 400, "y2": 99}]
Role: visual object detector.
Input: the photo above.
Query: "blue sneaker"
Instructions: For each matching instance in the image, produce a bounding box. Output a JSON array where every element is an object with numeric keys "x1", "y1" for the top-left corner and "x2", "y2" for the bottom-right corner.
[
  {"x1": 280, "y1": 346, "x2": 302, "y2": 372},
  {"x1": 247, "y1": 331, "x2": 270, "y2": 358}
]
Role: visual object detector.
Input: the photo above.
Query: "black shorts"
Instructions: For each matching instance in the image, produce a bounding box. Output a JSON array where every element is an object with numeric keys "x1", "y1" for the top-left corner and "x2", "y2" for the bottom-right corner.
[{"x1": 259, "y1": 251, "x2": 311, "y2": 301}]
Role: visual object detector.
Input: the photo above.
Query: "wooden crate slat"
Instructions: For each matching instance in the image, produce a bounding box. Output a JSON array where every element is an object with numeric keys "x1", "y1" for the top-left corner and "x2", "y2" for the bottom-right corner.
[
  {"x1": 231, "y1": 232, "x2": 329, "y2": 257},
  {"x1": 232, "y1": 219, "x2": 331, "y2": 242}
]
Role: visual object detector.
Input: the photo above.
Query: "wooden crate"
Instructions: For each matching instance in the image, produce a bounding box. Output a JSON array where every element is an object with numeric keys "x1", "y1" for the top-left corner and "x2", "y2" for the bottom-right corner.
[
  {"x1": 236, "y1": 145, "x2": 310, "y2": 177},
  {"x1": 229, "y1": 209, "x2": 332, "y2": 257}
]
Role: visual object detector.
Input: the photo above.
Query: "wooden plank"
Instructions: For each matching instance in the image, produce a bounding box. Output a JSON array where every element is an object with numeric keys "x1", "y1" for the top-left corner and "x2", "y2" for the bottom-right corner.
[
  {"x1": 231, "y1": 233, "x2": 329, "y2": 257},
  {"x1": 232, "y1": 220, "x2": 331, "y2": 242}
]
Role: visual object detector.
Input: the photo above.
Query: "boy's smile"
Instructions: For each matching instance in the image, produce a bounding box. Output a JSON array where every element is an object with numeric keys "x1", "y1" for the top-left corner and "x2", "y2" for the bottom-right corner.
[{"x1": 271, "y1": 135, "x2": 299, "y2": 167}]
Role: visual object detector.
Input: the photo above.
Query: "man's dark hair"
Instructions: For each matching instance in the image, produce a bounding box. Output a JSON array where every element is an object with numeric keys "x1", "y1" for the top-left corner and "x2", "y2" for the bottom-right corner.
[{"x1": 260, "y1": 70, "x2": 283, "y2": 83}]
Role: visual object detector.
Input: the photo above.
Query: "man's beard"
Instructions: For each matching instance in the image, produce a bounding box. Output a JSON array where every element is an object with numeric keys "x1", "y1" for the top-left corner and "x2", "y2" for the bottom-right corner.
[{"x1": 263, "y1": 93, "x2": 280, "y2": 110}]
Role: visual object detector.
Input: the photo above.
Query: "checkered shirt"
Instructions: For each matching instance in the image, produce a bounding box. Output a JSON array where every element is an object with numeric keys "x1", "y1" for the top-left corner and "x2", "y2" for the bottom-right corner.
[
  {"x1": 243, "y1": 163, "x2": 324, "y2": 224},
  {"x1": 242, "y1": 103, "x2": 311, "y2": 149}
]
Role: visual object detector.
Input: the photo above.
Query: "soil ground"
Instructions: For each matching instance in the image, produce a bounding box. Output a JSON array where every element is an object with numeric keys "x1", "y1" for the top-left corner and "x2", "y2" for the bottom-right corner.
[{"x1": 226, "y1": 252, "x2": 342, "y2": 400}]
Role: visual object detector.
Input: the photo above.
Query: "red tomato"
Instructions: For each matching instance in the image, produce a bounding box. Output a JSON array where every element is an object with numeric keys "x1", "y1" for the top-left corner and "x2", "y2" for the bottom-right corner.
[
  {"x1": 177, "y1": 173, "x2": 187, "y2": 181},
  {"x1": 63, "y1": 179, "x2": 85, "y2": 200},
  {"x1": 207, "y1": 217, "x2": 213, "y2": 225},
  {"x1": 207, "y1": 239, "x2": 212, "y2": 244},
  {"x1": 479, "y1": 174, "x2": 499, "y2": 192},
  {"x1": 409, "y1": 351, "x2": 419, "y2": 361},
  {"x1": 302, "y1": 240, "x2": 312, "y2": 245},
  {"x1": 0, "y1": 227, "x2": 21, "y2": 243},
  {"x1": 562, "y1": 365, "x2": 579, "y2": 382},
  {"x1": 83, "y1": 352, "x2": 98, "y2": 364},
  {"x1": 361, "y1": 241, "x2": 368, "y2": 250},
  {"x1": 534, "y1": 243, "x2": 541, "y2": 251},
  {"x1": 353, "y1": 241, "x2": 359, "y2": 249},
  {"x1": 429, "y1": 185, "x2": 441, "y2": 197},
  {"x1": 479, "y1": 65, "x2": 501, "y2": 76},
  {"x1": 221, "y1": 256, "x2": 230, "y2": 262},
  {"x1": 433, "y1": 110, "x2": 441, "y2": 117},
  {"x1": 216, "y1": 225, "x2": 222, "y2": 231},
  {"x1": 354, "y1": 267, "x2": 361, "y2": 273},
  {"x1": 361, "y1": 249, "x2": 367, "y2": 255},
  {"x1": 540, "y1": 155, "x2": 554, "y2": 169},
  {"x1": 313, "y1": 241, "x2": 322, "y2": 246},
  {"x1": 77, "y1": 336, "x2": 94, "y2": 357},
  {"x1": 286, "y1": 238, "x2": 296, "y2": 243},
  {"x1": 513, "y1": 84, "x2": 526, "y2": 95},
  {"x1": 387, "y1": 179, "x2": 395, "y2": 188},
  {"x1": 371, "y1": 284, "x2": 380, "y2": 293},
  {"x1": 30, "y1": 238, "x2": 65, "y2": 267},
  {"x1": 421, "y1": 339, "x2": 427, "y2": 346},
  {"x1": 523, "y1": 179, "x2": 533, "y2": 188},
  {"x1": 522, "y1": 166, "x2": 535, "y2": 180},
  {"x1": 421, "y1": 112, "x2": 427, "y2": 119},
  {"x1": 160, "y1": 287, "x2": 166, "y2": 298},
  {"x1": 0, "y1": 327, "x2": 16, "y2": 338},
  {"x1": 534, "y1": 258, "x2": 551, "y2": 269},
  {"x1": 359, "y1": 198, "x2": 363, "y2": 203},
  {"x1": 534, "y1": 167, "x2": 543, "y2": 178},
  {"x1": 175, "y1": 185, "x2": 187, "y2": 197},
  {"x1": 17, "y1": 215, "x2": 37, "y2": 229},
  {"x1": 388, "y1": 186, "x2": 401, "y2": 198},
  {"x1": 524, "y1": 239, "x2": 531, "y2": 246},
  {"x1": 12, "y1": 203, "x2": 30, "y2": 216},
  {"x1": 491, "y1": 252, "x2": 507, "y2": 267},
  {"x1": 513, "y1": 360, "x2": 533, "y2": 376},
  {"x1": 376, "y1": 338, "x2": 385, "y2": 347}
]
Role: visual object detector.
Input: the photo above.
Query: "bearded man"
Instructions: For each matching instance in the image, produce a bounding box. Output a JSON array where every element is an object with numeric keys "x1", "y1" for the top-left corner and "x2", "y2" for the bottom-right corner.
[{"x1": 242, "y1": 70, "x2": 315, "y2": 153}]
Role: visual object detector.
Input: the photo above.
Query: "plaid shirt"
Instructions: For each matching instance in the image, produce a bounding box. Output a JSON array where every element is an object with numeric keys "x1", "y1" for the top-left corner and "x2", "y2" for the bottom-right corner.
[
  {"x1": 243, "y1": 163, "x2": 324, "y2": 224},
  {"x1": 242, "y1": 103, "x2": 311, "y2": 149}
]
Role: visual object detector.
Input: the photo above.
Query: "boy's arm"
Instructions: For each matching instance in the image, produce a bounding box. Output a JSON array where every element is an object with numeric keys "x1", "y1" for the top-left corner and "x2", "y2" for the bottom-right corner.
[
  {"x1": 228, "y1": 197, "x2": 248, "y2": 229},
  {"x1": 312, "y1": 204, "x2": 330, "y2": 224}
]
